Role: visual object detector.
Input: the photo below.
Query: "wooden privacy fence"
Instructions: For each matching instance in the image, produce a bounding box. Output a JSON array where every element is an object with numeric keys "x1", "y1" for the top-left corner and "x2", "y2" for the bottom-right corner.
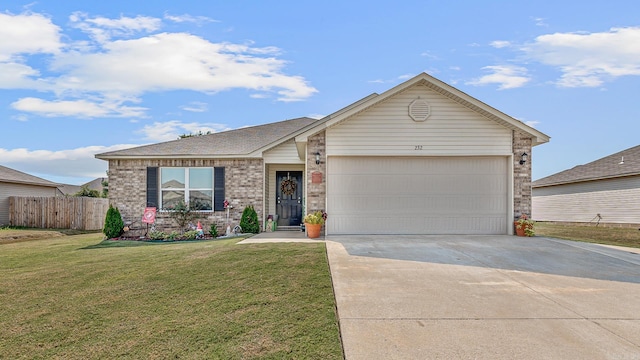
[{"x1": 9, "y1": 197, "x2": 109, "y2": 230}]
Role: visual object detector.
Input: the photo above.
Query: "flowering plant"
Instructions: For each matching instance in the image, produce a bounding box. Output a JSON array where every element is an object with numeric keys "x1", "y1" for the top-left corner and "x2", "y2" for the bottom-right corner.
[
  {"x1": 515, "y1": 214, "x2": 535, "y2": 236},
  {"x1": 304, "y1": 211, "x2": 327, "y2": 225}
]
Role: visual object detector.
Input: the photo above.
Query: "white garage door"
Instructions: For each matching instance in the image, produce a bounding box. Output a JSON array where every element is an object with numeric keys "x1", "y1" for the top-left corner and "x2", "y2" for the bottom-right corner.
[{"x1": 326, "y1": 157, "x2": 508, "y2": 235}]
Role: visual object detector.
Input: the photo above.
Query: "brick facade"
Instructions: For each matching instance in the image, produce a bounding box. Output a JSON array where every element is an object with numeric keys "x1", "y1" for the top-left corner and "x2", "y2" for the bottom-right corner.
[
  {"x1": 513, "y1": 131, "x2": 533, "y2": 220},
  {"x1": 306, "y1": 131, "x2": 326, "y2": 214},
  {"x1": 108, "y1": 158, "x2": 263, "y2": 234},
  {"x1": 306, "y1": 131, "x2": 326, "y2": 233}
]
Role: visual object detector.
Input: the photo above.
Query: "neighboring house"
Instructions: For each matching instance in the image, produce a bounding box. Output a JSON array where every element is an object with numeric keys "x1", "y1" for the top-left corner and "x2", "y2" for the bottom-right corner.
[
  {"x1": 532, "y1": 145, "x2": 640, "y2": 225},
  {"x1": 0, "y1": 165, "x2": 59, "y2": 226},
  {"x1": 83, "y1": 177, "x2": 107, "y2": 193},
  {"x1": 57, "y1": 184, "x2": 82, "y2": 196},
  {"x1": 57, "y1": 177, "x2": 107, "y2": 196},
  {"x1": 96, "y1": 73, "x2": 549, "y2": 235}
]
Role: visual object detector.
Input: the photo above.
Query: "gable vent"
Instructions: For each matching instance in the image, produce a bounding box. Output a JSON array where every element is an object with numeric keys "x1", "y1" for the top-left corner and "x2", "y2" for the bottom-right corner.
[{"x1": 409, "y1": 98, "x2": 431, "y2": 122}]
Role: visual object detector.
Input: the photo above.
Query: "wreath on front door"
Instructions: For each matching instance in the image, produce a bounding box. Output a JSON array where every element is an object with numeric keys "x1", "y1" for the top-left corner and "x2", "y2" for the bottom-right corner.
[{"x1": 280, "y1": 179, "x2": 297, "y2": 196}]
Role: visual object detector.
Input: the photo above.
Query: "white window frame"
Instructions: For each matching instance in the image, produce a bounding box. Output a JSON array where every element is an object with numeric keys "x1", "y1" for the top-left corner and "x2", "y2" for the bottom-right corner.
[{"x1": 159, "y1": 167, "x2": 214, "y2": 212}]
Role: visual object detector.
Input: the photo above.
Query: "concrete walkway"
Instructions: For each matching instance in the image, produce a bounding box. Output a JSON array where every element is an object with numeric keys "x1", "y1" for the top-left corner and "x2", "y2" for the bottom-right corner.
[{"x1": 325, "y1": 235, "x2": 640, "y2": 359}]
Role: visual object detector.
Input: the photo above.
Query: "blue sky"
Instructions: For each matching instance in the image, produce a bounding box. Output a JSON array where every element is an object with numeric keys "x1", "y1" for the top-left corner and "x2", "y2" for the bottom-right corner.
[{"x1": 1, "y1": 1, "x2": 639, "y2": 185}]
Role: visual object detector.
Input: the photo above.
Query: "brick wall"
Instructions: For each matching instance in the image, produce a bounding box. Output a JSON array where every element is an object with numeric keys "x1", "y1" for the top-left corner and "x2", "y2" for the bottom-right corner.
[
  {"x1": 306, "y1": 131, "x2": 326, "y2": 233},
  {"x1": 108, "y1": 158, "x2": 263, "y2": 234},
  {"x1": 513, "y1": 131, "x2": 533, "y2": 220}
]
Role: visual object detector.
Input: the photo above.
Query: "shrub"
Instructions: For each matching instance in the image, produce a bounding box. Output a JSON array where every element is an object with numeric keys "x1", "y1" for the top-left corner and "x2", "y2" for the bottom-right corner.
[
  {"x1": 515, "y1": 214, "x2": 535, "y2": 237},
  {"x1": 148, "y1": 230, "x2": 167, "y2": 240},
  {"x1": 103, "y1": 205, "x2": 124, "y2": 239},
  {"x1": 182, "y1": 230, "x2": 199, "y2": 240},
  {"x1": 304, "y1": 211, "x2": 327, "y2": 225},
  {"x1": 239, "y1": 205, "x2": 260, "y2": 234},
  {"x1": 165, "y1": 199, "x2": 202, "y2": 233},
  {"x1": 209, "y1": 223, "x2": 218, "y2": 238}
]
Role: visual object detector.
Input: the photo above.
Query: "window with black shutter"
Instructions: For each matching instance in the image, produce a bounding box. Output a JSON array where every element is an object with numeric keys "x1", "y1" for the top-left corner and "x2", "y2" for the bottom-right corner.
[
  {"x1": 214, "y1": 167, "x2": 225, "y2": 211},
  {"x1": 146, "y1": 166, "x2": 225, "y2": 211},
  {"x1": 146, "y1": 167, "x2": 158, "y2": 207}
]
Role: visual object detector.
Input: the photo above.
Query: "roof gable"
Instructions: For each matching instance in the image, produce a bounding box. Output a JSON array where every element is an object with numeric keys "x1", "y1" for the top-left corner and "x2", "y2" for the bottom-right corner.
[
  {"x1": 296, "y1": 72, "x2": 550, "y2": 146},
  {"x1": 533, "y1": 144, "x2": 640, "y2": 187},
  {"x1": 0, "y1": 165, "x2": 59, "y2": 187},
  {"x1": 96, "y1": 117, "x2": 318, "y2": 159}
]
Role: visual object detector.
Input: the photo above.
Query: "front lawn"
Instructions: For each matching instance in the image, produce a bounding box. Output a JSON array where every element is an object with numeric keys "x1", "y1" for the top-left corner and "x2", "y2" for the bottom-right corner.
[
  {"x1": 0, "y1": 233, "x2": 342, "y2": 359},
  {"x1": 535, "y1": 222, "x2": 640, "y2": 249}
]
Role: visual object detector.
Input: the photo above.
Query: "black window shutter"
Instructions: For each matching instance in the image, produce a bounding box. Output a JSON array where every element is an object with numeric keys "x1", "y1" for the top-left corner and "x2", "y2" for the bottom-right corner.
[
  {"x1": 147, "y1": 167, "x2": 159, "y2": 208},
  {"x1": 214, "y1": 167, "x2": 225, "y2": 211}
]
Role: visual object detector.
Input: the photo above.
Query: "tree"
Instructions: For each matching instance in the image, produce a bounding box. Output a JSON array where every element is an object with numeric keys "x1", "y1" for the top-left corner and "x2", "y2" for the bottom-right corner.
[
  {"x1": 103, "y1": 205, "x2": 124, "y2": 239},
  {"x1": 178, "y1": 130, "x2": 212, "y2": 139},
  {"x1": 101, "y1": 179, "x2": 108, "y2": 198},
  {"x1": 75, "y1": 185, "x2": 101, "y2": 198},
  {"x1": 239, "y1": 205, "x2": 260, "y2": 234}
]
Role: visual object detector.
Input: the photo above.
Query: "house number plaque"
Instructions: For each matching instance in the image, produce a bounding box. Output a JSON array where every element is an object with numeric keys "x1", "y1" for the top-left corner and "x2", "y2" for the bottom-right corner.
[{"x1": 311, "y1": 171, "x2": 323, "y2": 184}]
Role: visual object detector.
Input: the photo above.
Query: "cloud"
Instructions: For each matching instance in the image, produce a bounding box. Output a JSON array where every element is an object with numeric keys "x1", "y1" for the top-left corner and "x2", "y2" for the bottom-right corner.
[
  {"x1": 51, "y1": 32, "x2": 315, "y2": 101},
  {"x1": 11, "y1": 97, "x2": 147, "y2": 118},
  {"x1": 0, "y1": 144, "x2": 138, "y2": 183},
  {"x1": 420, "y1": 51, "x2": 439, "y2": 60},
  {"x1": 531, "y1": 17, "x2": 548, "y2": 27},
  {"x1": 164, "y1": 13, "x2": 217, "y2": 25},
  {"x1": 525, "y1": 27, "x2": 640, "y2": 87},
  {"x1": 490, "y1": 40, "x2": 511, "y2": 49},
  {"x1": 11, "y1": 114, "x2": 29, "y2": 122},
  {"x1": 525, "y1": 120, "x2": 540, "y2": 128},
  {"x1": 0, "y1": 62, "x2": 41, "y2": 88},
  {"x1": 1, "y1": 11, "x2": 317, "y2": 119},
  {"x1": 70, "y1": 12, "x2": 161, "y2": 43},
  {"x1": 0, "y1": 12, "x2": 62, "y2": 59},
  {"x1": 467, "y1": 65, "x2": 531, "y2": 90},
  {"x1": 0, "y1": 12, "x2": 62, "y2": 89},
  {"x1": 137, "y1": 120, "x2": 231, "y2": 142},
  {"x1": 180, "y1": 101, "x2": 208, "y2": 113}
]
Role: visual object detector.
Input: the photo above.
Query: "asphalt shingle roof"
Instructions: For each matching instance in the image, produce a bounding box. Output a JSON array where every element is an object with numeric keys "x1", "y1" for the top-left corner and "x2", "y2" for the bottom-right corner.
[
  {"x1": 533, "y1": 145, "x2": 640, "y2": 187},
  {"x1": 97, "y1": 117, "x2": 318, "y2": 158},
  {"x1": 0, "y1": 165, "x2": 59, "y2": 187}
]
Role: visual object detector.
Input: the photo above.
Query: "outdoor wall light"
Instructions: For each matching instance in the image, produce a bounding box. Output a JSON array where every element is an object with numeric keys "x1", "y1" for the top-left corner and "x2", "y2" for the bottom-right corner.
[
  {"x1": 315, "y1": 152, "x2": 321, "y2": 165},
  {"x1": 519, "y1": 152, "x2": 528, "y2": 165}
]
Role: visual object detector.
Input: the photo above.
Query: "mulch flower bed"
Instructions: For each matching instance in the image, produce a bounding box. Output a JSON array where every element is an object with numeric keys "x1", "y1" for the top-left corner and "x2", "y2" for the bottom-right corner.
[{"x1": 108, "y1": 235, "x2": 218, "y2": 242}]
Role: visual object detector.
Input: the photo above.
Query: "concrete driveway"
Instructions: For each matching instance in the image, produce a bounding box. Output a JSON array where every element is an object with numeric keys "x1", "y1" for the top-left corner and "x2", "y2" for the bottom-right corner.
[{"x1": 325, "y1": 235, "x2": 640, "y2": 359}]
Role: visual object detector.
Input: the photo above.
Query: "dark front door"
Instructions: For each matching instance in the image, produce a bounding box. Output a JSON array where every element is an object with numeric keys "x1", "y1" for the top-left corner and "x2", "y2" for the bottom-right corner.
[{"x1": 276, "y1": 171, "x2": 303, "y2": 226}]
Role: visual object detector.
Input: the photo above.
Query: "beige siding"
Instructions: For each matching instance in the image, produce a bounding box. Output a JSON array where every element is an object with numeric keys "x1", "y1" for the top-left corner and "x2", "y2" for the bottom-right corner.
[
  {"x1": 0, "y1": 183, "x2": 57, "y2": 225},
  {"x1": 263, "y1": 140, "x2": 304, "y2": 164},
  {"x1": 326, "y1": 156, "x2": 509, "y2": 235},
  {"x1": 265, "y1": 164, "x2": 305, "y2": 219},
  {"x1": 326, "y1": 84, "x2": 512, "y2": 156},
  {"x1": 532, "y1": 176, "x2": 640, "y2": 224}
]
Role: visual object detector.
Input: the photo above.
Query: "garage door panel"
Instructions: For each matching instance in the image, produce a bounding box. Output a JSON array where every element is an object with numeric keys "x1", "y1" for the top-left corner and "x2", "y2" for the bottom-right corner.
[{"x1": 327, "y1": 157, "x2": 508, "y2": 234}]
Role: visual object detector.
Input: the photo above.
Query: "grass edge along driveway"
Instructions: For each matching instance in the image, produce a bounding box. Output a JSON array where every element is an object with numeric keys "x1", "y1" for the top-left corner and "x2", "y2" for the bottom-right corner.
[{"x1": 0, "y1": 234, "x2": 343, "y2": 359}]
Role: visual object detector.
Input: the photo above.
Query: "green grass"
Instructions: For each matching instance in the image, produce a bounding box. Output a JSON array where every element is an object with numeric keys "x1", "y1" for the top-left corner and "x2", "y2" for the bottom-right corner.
[
  {"x1": 535, "y1": 222, "x2": 640, "y2": 249},
  {"x1": 0, "y1": 233, "x2": 342, "y2": 359}
]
